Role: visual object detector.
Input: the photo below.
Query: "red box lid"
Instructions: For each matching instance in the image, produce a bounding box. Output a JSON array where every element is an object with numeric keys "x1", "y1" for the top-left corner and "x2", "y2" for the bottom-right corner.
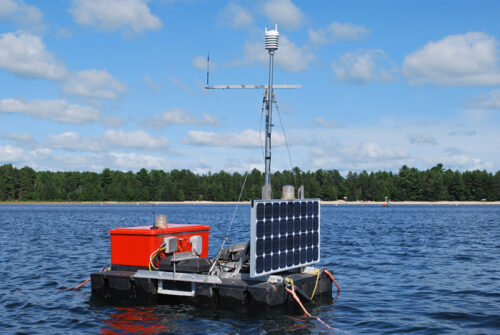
[{"x1": 110, "y1": 223, "x2": 210, "y2": 235}]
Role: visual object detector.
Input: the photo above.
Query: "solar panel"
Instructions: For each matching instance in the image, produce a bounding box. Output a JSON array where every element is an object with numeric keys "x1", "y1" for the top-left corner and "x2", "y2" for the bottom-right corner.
[{"x1": 250, "y1": 199, "x2": 320, "y2": 277}]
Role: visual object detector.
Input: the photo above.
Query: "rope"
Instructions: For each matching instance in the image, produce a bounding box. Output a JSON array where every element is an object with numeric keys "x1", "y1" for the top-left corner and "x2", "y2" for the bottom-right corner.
[
  {"x1": 68, "y1": 266, "x2": 110, "y2": 290},
  {"x1": 323, "y1": 269, "x2": 341, "y2": 292},
  {"x1": 284, "y1": 277, "x2": 333, "y2": 330},
  {"x1": 273, "y1": 94, "x2": 298, "y2": 190},
  {"x1": 310, "y1": 268, "x2": 321, "y2": 300},
  {"x1": 208, "y1": 158, "x2": 253, "y2": 274}
]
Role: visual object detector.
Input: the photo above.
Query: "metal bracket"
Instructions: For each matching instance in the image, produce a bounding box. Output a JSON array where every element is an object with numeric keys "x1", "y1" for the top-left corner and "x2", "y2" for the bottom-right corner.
[
  {"x1": 157, "y1": 281, "x2": 196, "y2": 297},
  {"x1": 134, "y1": 270, "x2": 222, "y2": 284},
  {"x1": 234, "y1": 240, "x2": 249, "y2": 274}
]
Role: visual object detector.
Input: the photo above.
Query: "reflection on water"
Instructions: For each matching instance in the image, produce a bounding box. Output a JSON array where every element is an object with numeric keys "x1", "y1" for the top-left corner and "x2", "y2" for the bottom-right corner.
[
  {"x1": 102, "y1": 307, "x2": 164, "y2": 334},
  {"x1": 0, "y1": 204, "x2": 499, "y2": 334}
]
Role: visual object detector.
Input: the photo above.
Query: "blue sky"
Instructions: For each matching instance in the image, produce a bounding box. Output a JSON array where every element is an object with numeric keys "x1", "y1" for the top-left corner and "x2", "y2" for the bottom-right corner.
[{"x1": 1, "y1": 0, "x2": 499, "y2": 174}]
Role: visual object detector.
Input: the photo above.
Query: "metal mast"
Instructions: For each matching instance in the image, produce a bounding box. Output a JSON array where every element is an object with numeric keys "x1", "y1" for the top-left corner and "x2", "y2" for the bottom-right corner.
[
  {"x1": 264, "y1": 25, "x2": 278, "y2": 189},
  {"x1": 205, "y1": 25, "x2": 296, "y2": 199}
]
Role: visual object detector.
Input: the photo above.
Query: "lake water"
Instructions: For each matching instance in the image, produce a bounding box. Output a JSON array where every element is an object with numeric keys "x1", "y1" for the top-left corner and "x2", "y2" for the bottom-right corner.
[{"x1": 0, "y1": 204, "x2": 499, "y2": 334}]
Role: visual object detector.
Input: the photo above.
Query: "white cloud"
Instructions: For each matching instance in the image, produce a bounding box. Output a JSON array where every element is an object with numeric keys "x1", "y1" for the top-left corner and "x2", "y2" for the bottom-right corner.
[
  {"x1": 218, "y1": 3, "x2": 253, "y2": 29},
  {"x1": 310, "y1": 141, "x2": 409, "y2": 172},
  {"x1": 69, "y1": 0, "x2": 162, "y2": 33},
  {"x1": 102, "y1": 115, "x2": 126, "y2": 127},
  {"x1": 314, "y1": 117, "x2": 341, "y2": 128},
  {"x1": 143, "y1": 75, "x2": 159, "y2": 92},
  {"x1": 442, "y1": 154, "x2": 493, "y2": 171},
  {"x1": 0, "y1": 144, "x2": 24, "y2": 162},
  {"x1": 44, "y1": 130, "x2": 169, "y2": 153},
  {"x1": 262, "y1": 0, "x2": 303, "y2": 30},
  {"x1": 60, "y1": 69, "x2": 127, "y2": 100},
  {"x1": 141, "y1": 108, "x2": 220, "y2": 130},
  {"x1": 403, "y1": 32, "x2": 500, "y2": 85},
  {"x1": 332, "y1": 49, "x2": 397, "y2": 84},
  {"x1": 241, "y1": 35, "x2": 314, "y2": 72},
  {"x1": 1, "y1": 132, "x2": 37, "y2": 147},
  {"x1": 193, "y1": 55, "x2": 215, "y2": 71},
  {"x1": 408, "y1": 134, "x2": 437, "y2": 145},
  {"x1": 468, "y1": 89, "x2": 500, "y2": 109},
  {"x1": 309, "y1": 22, "x2": 369, "y2": 45},
  {"x1": 0, "y1": 98, "x2": 100, "y2": 124},
  {"x1": 46, "y1": 132, "x2": 105, "y2": 152},
  {"x1": 0, "y1": 32, "x2": 66, "y2": 79},
  {"x1": 183, "y1": 129, "x2": 285, "y2": 148},
  {"x1": 0, "y1": 0, "x2": 44, "y2": 31},
  {"x1": 104, "y1": 129, "x2": 169, "y2": 151}
]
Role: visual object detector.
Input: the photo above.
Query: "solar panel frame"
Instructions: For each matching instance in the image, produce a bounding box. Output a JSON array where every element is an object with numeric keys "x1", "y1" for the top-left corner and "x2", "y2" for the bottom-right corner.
[{"x1": 250, "y1": 198, "x2": 320, "y2": 277}]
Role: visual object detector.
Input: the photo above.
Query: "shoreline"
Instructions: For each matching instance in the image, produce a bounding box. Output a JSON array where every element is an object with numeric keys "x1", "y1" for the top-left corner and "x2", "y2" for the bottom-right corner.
[{"x1": 1, "y1": 200, "x2": 499, "y2": 205}]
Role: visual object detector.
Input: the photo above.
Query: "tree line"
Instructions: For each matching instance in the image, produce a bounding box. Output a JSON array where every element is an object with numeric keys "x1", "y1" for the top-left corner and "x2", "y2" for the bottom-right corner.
[{"x1": 1, "y1": 163, "x2": 499, "y2": 202}]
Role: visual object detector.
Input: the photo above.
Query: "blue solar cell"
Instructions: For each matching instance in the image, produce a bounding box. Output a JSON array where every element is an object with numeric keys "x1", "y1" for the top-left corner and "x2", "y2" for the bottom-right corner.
[
  {"x1": 280, "y1": 252, "x2": 287, "y2": 267},
  {"x1": 265, "y1": 203, "x2": 272, "y2": 219},
  {"x1": 294, "y1": 234, "x2": 300, "y2": 249},
  {"x1": 307, "y1": 201, "x2": 312, "y2": 216},
  {"x1": 300, "y1": 248, "x2": 307, "y2": 263},
  {"x1": 287, "y1": 201, "x2": 294, "y2": 217},
  {"x1": 307, "y1": 247, "x2": 313, "y2": 262},
  {"x1": 256, "y1": 256, "x2": 263, "y2": 273},
  {"x1": 293, "y1": 202, "x2": 300, "y2": 216},
  {"x1": 313, "y1": 201, "x2": 319, "y2": 215},
  {"x1": 301, "y1": 233, "x2": 307, "y2": 248},
  {"x1": 307, "y1": 232, "x2": 313, "y2": 247},
  {"x1": 256, "y1": 238, "x2": 263, "y2": 255},
  {"x1": 264, "y1": 238, "x2": 272, "y2": 255},
  {"x1": 287, "y1": 218, "x2": 294, "y2": 234},
  {"x1": 313, "y1": 232, "x2": 318, "y2": 245},
  {"x1": 273, "y1": 202, "x2": 280, "y2": 219},
  {"x1": 300, "y1": 217, "x2": 307, "y2": 232},
  {"x1": 301, "y1": 202, "x2": 307, "y2": 216},
  {"x1": 287, "y1": 235, "x2": 294, "y2": 250},
  {"x1": 264, "y1": 220, "x2": 272, "y2": 237},
  {"x1": 280, "y1": 202, "x2": 287, "y2": 218},
  {"x1": 313, "y1": 216, "x2": 318, "y2": 230},
  {"x1": 294, "y1": 218, "x2": 300, "y2": 231},
  {"x1": 293, "y1": 251, "x2": 300, "y2": 265},
  {"x1": 264, "y1": 256, "x2": 271, "y2": 271},
  {"x1": 307, "y1": 217, "x2": 313, "y2": 231},
  {"x1": 272, "y1": 220, "x2": 280, "y2": 236},
  {"x1": 272, "y1": 253, "x2": 280, "y2": 270},
  {"x1": 257, "y1": 203, "x2": 264, "y2": 220},
  {"x1": 272, "y1": 237, "x2": 280, "y2": 253},
  {"x1": 280, "y1": 235, "x2": 287, "y2": 252},
  {"x1": 256, "y1": 220, "x2": 264, "y2": 237}
]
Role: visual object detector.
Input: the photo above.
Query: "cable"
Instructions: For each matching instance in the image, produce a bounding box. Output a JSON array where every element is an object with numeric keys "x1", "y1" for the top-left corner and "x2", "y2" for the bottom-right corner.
[
  {"x1": 273, "y1": 93, "x2": 298, "y2": 190},
  {"x1": 209, "y1": 147, "x2": 257, "y2": 275}
]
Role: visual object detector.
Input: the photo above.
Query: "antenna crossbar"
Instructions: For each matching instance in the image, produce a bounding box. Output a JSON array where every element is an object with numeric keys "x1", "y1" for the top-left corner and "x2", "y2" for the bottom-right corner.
[{"x1": 206, "y1": 84, "x2": 301, "y2": 89}]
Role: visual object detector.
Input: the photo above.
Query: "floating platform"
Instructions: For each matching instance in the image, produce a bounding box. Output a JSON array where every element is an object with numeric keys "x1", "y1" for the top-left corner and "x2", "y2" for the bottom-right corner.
[{"x1": 91, "y1": 243, "x2": 335, "y2": 309}]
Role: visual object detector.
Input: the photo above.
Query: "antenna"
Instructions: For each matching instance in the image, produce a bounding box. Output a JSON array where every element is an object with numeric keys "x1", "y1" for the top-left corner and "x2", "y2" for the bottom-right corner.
[
  {"x1": 205, "y1": 25, "x2": 300, "y2": 199},
  {"x1": 206, "y1": 52, "x2": 210, "y2": 88}
]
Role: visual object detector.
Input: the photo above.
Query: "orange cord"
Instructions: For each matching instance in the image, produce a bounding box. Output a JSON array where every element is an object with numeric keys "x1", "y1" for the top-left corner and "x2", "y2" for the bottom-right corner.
[
  {"x1": 285, "y1": 281, "x2": 333, "y2": 330},
  {"x1": 73, "y1": 277, "x2": 90, "y2": 290},
  {"x1": 323, "y1": 269, "x2": 341, "y2": 292},
  {"x1": 69, "y1": 267, "x2": 109, "y2": 290}
]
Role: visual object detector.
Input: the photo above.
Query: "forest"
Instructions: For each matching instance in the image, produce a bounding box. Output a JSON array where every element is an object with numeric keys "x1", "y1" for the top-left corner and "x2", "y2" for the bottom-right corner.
[{"x1": 0, "y1": 163, "x2": 499, "y2": 202}]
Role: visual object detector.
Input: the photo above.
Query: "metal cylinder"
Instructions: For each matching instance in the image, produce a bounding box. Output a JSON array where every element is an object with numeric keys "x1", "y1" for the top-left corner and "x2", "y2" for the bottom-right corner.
[
  {"x1": 155, "y1": 215, "x2": 168, "y2": 228},
  {"x1": 282, "y1": 185, "x2": 295, "y2": 200}
]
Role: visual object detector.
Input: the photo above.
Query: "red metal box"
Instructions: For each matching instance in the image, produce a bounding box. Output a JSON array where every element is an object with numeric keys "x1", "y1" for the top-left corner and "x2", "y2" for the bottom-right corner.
[{"x1": 109, "y1": 224, "x2": 210, "y2": 267}]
